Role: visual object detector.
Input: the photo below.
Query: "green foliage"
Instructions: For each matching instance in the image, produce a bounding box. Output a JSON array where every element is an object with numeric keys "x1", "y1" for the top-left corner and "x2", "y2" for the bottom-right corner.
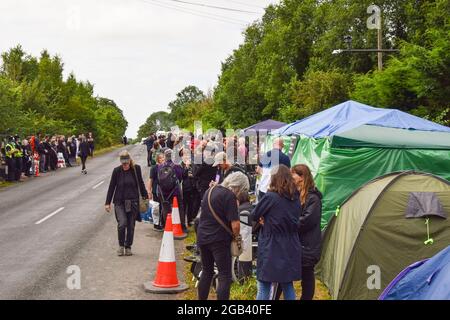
[
  {"x1": 280, "y1": 70, "x2": 354, "y2": 122},
  {"x1": 168, "y1": 85, "x2": 205, "y2": 125},
  {"x1": 137, "y1": 111, "x2": 173, "y2": 140},
  {"x1": 0, "y1": 45, "x2": 127, "y2": 147},
  {"x1": 155, "y1": 0, "x2": 450, "y2": 131}
]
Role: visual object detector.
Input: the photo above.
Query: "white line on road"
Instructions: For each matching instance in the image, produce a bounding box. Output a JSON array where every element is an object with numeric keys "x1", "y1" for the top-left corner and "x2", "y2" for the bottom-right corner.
[
  {"x1": 35, "y1": 207, "x2": 65, "y2": 225},
  {"x1": 92, "y1": 180, "x2": 105, "y2": 189}
]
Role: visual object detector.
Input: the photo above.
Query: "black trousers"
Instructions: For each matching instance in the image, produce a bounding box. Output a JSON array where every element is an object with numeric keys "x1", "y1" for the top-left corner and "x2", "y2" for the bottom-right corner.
[
  {"x1": 300, "y1": 265, "x2": 315, "y2": 300},
  {"x1": 183, "y1": 188, "x2": 201, "y2": 224},
  {"x1": 198, "y1": 241, "x2": 232, "y2": 300},
  {"x1": 147, "y1": 149, "x2": 153, "y2": 166},
  {"x1": 80, "y1": 156, "x2": 87, "y2": 170},
  {"x1": 14, "y1": 158, "x2": 22, "y2": 180},
  {"x1": 159, "y1": 193, "x2": 186, "y2": 230},
  {"x1": 6, "y1": 157, "x2": 15, "y2": 181},
  {"x1": 114, "y1": 202, "x2": 137, "y2": 248}
]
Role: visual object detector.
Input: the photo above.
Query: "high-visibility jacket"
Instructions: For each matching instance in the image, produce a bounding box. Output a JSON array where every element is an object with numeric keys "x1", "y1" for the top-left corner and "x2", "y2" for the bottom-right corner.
[
  {"x1": 14, "y1": 144, "x2": 23, "y2": 158},
  {"x1": 5, "y1": 143, "x2": 15, "y2": 158}
]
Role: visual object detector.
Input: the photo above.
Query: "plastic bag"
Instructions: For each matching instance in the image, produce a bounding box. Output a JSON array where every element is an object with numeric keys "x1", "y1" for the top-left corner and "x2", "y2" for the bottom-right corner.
[{"x1": 150, "y1": 200, "x2": 160, "y2": 226}]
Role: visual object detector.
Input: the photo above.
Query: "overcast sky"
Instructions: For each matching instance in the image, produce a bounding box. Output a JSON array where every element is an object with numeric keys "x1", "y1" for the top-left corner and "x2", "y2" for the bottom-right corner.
[{"x1": 0, "y1": 0, "x2": 277, "y2": 137}]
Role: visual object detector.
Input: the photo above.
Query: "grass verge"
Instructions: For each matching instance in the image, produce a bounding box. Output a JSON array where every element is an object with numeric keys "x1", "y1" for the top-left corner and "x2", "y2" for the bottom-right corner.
[
  {"x1": 182, "y1": 229, "x2": 331, "y2": 300},
  {"x1": 0, "y1": 181, "x2": 13, "y2": 189}
]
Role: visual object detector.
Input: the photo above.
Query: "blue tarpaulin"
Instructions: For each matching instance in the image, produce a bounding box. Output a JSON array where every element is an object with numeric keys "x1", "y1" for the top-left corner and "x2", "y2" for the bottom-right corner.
[
  {"x1": 379, "y1": 245, "x2": 450, "y2": 300},
  {"x1": 275, "y1": 100, "x2": 450, "y2": 137}
]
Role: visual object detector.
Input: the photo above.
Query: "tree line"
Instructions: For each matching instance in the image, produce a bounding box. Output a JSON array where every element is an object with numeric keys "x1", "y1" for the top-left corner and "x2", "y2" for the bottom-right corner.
[
  {"x1": 0, "y1": 45, "x2": 128, "y2": 147},
  {"x1": 138, "y1": 0, "x2": 449, "y2": 138}
]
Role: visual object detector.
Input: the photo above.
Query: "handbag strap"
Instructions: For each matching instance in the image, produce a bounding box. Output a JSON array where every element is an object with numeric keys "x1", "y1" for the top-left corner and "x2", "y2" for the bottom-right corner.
[
  {"x1": 207, "y1": 185, "x2": 233, "y2": 237},
  {"x1": 132, "y1": 166, "x2": 144, "y2": 199}
]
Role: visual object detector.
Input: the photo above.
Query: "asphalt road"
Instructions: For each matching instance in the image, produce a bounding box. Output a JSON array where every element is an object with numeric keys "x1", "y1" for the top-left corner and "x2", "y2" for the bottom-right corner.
[{"x1": 0, "y1": 144, "x2": 186, "y2": 300}]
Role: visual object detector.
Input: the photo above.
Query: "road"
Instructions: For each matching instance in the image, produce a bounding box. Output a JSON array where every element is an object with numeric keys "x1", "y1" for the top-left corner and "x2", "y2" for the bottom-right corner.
[{"x1": 0, "y1": 144, "x2": 186, "y2": 300}]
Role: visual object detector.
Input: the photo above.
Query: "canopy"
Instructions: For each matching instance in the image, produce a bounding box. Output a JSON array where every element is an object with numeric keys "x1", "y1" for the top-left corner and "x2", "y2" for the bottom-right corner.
[
  {"x1": 274, "y1": 100, "x2": 450, "y2": 149},
  {"x1": 380, "y1": 245, "x2": 450, "y2": 300},
  {"x1": 244, "y1": 119, "x2": 286, "y2": 132}
]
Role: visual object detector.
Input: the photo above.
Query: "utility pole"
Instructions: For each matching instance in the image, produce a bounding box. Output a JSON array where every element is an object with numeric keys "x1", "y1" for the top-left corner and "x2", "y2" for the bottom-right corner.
[
  {"x1": 367, "y1": 5, "x2": 383, "y2": 71},
  {"x1": 377, "y1": 15, "x2": 383, "y2": 71}
]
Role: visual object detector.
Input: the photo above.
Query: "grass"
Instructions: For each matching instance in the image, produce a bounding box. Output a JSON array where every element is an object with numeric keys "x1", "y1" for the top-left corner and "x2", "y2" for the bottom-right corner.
[
  {"x1": 0, "y1": 181, "x2": 13, "y2": 189},
  {"x1": 94, "y1": 144, "x2": 124, "y2": 157},
  {"x1": 182, "y1": 229, "x2": 331, "y2": 300}
]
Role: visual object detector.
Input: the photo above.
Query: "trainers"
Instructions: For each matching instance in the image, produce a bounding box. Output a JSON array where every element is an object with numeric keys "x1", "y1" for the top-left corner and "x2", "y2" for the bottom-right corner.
[
  {"x1": 125, "y1": 248, "x2": 133, "y2": 256},
  {"x1": 117, "y1": 246, "x2": 125, "y2": 256}
]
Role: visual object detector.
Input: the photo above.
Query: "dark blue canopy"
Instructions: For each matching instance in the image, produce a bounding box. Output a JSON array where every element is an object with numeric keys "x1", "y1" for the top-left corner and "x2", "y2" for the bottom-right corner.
[
  {"x1": 380, "y1": 245, "x2": 450, "y2": 300},
  {"x1": 244, "y1": 119, "x2": 286, "y2": 132}
]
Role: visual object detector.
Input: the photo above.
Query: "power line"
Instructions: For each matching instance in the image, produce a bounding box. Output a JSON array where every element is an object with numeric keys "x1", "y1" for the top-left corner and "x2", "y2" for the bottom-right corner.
[
  {"x1": 226, "y1": 0, "x2": 266, "y2": 9},
  {"x1": 150, "y1": 0, "x2": 248, "y2": 24},
  {"x1": 153, "y1": 0, "x2": 249, "y2": 23},
  {"x1": 137, "y1": 0, "x2": 247, "y2": 26},
  {"x1": 160, "y1": 0, "x2": 261, "y2": 14}
]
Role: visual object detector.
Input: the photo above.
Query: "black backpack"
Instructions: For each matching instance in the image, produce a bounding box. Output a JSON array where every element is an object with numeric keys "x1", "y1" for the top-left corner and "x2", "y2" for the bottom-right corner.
[{"x1": 158, "y1": 163, "x2": 179, "y2": 196}]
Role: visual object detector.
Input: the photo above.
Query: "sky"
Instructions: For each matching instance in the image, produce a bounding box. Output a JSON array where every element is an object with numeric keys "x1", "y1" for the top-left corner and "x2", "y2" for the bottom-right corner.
[{"x1": 0, "y1": 0, "x2": 278, "y2": 137}]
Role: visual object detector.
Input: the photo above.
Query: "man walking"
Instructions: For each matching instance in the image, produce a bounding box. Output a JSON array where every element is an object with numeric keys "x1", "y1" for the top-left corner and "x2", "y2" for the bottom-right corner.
[
  {"x1": 156, "y1": 149, "x2": 185, "y2": 231},
  {"x1": 256, "y1": 138, "x2": 291, "y2": 200},
  {"x1": 144, "y1": 134, "x2": 155, "y2": 166}
]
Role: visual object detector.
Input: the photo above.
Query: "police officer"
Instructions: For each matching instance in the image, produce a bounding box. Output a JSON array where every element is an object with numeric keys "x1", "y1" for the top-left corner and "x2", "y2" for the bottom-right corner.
[
  {"x1": 5, "y1": 136, "x2": 18, "y2": 182},
  {"x1": 14, "y1": 135, "x2": 23, "y2": 181}
]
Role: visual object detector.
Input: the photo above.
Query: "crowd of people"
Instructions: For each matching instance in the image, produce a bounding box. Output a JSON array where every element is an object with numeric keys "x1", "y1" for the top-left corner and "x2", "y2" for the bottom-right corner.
[
  {"x1": 2, "y1": 132, "x2": 95, "y2": 181},
  {"x1": 104, "y1": 131, "x2": 323, "y2": 300}
]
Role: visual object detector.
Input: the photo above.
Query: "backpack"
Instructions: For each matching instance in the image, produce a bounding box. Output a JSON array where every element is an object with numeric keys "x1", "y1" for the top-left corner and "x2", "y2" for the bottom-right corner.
[{"x1": 158, "y1": 163, "x2": 179, "y2": 196}]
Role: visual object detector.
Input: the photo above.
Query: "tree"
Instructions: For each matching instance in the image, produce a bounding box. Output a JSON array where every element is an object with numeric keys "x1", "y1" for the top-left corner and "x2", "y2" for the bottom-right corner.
[
  {"x1": 137, "y1": 111, "x2": 172, "y2": 140},
  {"x1": 168, "y1": 86, "x2": 205, "y2": 124},
  {"x1": 0, "y1": 46, "x2": 128, "y2": 146}
]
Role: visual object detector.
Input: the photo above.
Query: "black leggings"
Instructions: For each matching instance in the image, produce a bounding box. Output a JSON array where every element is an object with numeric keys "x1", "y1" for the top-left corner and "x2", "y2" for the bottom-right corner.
[
  {"x1": 198, "y1": 241, "x2": 232, "y2": 300},
  {"x1": 300, "y1": 265, "x2": 315, "y2": 300}
]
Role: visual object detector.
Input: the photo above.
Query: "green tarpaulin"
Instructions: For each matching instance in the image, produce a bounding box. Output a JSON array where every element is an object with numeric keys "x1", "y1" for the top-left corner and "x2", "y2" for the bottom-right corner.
[{"x1": 265, "y1": 135, "x2": 450, "y2": 229}]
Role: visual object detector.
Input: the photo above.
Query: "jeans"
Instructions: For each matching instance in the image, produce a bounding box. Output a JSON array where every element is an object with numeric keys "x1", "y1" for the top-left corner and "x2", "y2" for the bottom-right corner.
[
  {"x1": 256, "y1": 281, "x2": 296, "y2": 300},
  {"x1": 115, "y1": 203, "x2": 137, "y2": 248},
  {"x1": 198, "y1": 241, "x2": 232, "y2": 300}
]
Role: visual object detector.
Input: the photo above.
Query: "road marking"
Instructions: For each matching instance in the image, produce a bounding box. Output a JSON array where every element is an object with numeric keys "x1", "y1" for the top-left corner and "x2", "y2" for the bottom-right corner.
[
  {"x1": 92, "y1": 180, "x2": 105, "y2": 189},
  {"x1": 35, "y1": 207, "x2": 65, "y2": 225}
]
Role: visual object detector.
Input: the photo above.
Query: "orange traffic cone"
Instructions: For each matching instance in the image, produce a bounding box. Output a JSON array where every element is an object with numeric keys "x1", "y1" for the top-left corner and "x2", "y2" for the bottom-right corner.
[
  {"x1": 172, "y1": 196, "x2": 187, "y2": 240},
  {"x1": 143, "y1": 214, "x2": 188, "y2": 293}
]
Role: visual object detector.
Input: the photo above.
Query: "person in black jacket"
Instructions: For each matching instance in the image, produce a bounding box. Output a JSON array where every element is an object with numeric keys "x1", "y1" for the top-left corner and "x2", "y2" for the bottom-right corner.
[
  {"x1": 105, "y1": 150, "x2": 149, "y2": 256},
  {"x1": 79, "y1": 136, "x2": 90, "y2": 174},
  {"x1": 291, "y1": 164, "x2": 323, "y2": 300}
]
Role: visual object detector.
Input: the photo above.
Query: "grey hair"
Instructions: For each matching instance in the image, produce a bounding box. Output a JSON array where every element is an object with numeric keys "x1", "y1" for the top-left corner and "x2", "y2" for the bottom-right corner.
[
  {"x1": 221, "y1": 172, "x2": 250, "y2": 197},
  {"x1": 164, "y1": 149, "x2": 172, "y2": 161}
]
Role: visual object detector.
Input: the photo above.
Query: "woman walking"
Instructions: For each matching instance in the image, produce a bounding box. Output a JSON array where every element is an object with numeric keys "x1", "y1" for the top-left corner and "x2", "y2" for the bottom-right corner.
[
  {"x1": 252, "y1": 165, "x2": 302, "y2": 300},
  {"x1": 105, "y1": 150, "x2": 148, "y2": 256},
  {"x1": 79, "y1": 136, "x2": 89, "y2": 174},
  {"x1": 196, "y1": 172, "x2": 249, "y2": 300},
  {"x1": 291, "y1": 164, "x2": 322, "y2": 300}
]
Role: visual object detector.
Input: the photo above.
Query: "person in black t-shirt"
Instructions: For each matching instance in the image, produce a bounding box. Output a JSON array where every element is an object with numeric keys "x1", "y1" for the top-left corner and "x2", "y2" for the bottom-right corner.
[{"x1": 196, "y1": 171, "x2": 250, "y2": 300}]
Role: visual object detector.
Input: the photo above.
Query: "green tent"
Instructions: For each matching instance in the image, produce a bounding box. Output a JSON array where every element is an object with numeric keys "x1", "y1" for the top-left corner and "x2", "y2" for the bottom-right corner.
[
  {"x1": 317, "y1": 171, "x2": 450, "y2": 300},
  {"x1": 271, "y1": 101, "x2": 450, "y2": 228}
]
